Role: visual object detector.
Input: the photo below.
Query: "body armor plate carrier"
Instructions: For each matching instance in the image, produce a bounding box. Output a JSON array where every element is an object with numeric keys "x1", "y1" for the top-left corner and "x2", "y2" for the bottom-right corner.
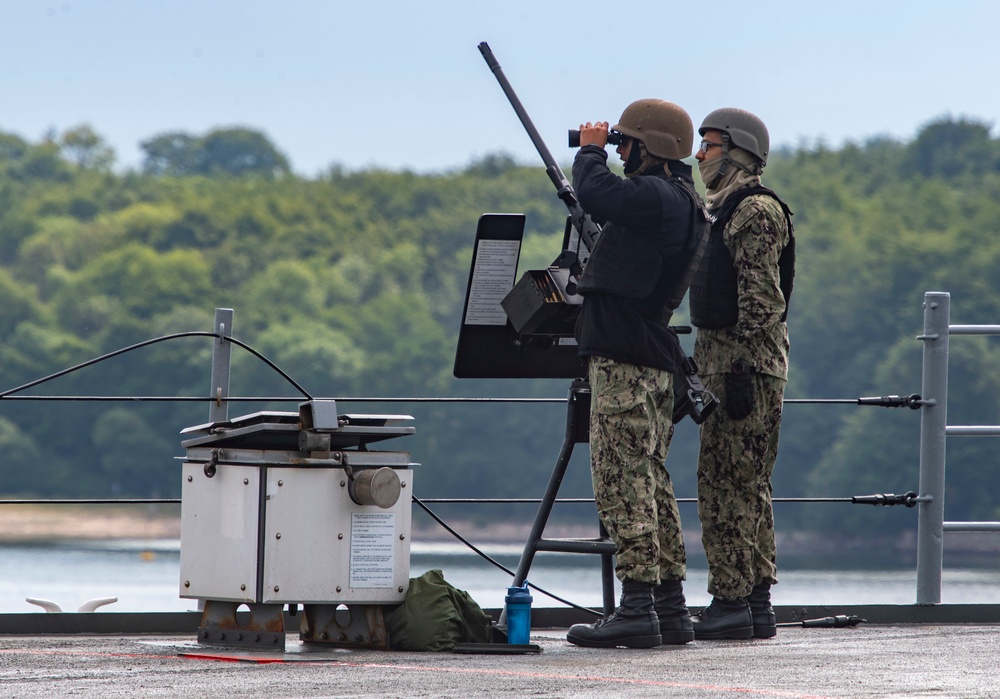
[{"x1": 689, "y1": 186, "x2": 794, "y2": 330}]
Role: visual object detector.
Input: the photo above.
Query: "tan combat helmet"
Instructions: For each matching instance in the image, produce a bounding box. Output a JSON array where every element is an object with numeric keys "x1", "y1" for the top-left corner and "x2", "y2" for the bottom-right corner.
[
  {"x1": 699, "y1": 107, "x2": 769, "y2": 166},
  {"x1": 613, "y1": 99, "x2": 694, "y2": 160}
]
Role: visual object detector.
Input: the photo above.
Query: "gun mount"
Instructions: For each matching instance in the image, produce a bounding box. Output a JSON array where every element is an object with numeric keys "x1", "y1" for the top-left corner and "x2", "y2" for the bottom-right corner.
[{"x1": 453, "y1": 44, "x2": 598, "y2": 379}]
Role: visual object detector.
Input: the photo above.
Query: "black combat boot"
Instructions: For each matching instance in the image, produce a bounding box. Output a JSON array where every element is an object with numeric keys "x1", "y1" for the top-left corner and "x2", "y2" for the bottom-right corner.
[
  {"x1": 691, "y1": 597, "x2": 753, "y2": 640},
  {"x1": 746, "y1": 583, "x2": 777, "y2": 638},
  {"x1": 653, "y1": 580, "x2": 694, "y2": 645},
  {"x1": 567, "y1": 580, "x2": 662, "y2": 648}
]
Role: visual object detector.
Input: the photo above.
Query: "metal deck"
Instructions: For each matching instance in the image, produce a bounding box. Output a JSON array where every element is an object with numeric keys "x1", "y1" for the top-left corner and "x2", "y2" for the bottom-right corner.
[{"x1": 2, "y1": 619, "x2": 997, "y2": 698}]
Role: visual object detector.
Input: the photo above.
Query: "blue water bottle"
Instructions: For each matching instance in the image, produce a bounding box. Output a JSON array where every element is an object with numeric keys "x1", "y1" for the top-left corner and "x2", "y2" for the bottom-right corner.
[{"x1": 505, "y1": 583, "x2": 532, "y2": 645}]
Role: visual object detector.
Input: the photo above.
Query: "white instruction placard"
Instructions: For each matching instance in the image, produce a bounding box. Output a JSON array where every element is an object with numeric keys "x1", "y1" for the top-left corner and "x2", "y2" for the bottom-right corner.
[
  {"x1": 464, "y1": 239, "x2": 520, "y2": 326},
  {"x1": 350, "y1": 512, "x2": 396, "y2": 588}
]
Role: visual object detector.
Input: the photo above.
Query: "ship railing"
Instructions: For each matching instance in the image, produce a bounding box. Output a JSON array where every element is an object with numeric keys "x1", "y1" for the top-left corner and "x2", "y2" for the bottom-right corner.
[
  {"x1": 915, "y1": 291, "x2": 1000, "y2": 604},
  {"x1": 2, "y1": 295, "x2": 998, "y2": 608}
]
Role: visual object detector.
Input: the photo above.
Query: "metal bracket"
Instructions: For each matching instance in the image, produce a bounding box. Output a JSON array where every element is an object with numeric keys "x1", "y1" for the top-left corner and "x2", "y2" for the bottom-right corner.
[
  {"x1": 299, "y1": 400, "x2": 340, "y2": 431},
  {"x1": 197, "y1": 599, "x2": 286, "y2": 650},
  {"x1": 299, "y1": 603, "x2": 389, "y2": 649}
]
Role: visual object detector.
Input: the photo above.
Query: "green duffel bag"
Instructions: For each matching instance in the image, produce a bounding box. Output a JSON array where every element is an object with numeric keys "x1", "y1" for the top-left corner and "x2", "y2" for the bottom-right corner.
[{"x1": 385, "y1": 568, "x2": 492, "y2": 651}]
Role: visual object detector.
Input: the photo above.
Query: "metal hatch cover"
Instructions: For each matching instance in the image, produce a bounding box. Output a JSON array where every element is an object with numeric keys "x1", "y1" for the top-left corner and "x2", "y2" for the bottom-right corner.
[{"x1": 180, "y1": 411, "x2": 414, "y2": 451}]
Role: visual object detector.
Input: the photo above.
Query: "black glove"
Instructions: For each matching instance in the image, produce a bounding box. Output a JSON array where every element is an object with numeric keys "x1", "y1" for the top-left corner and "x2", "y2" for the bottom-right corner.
[
  {"x1": 724, "y1": 365, "x2": 755, "y2": 421},
  {"x1": 672, "y1": 386, "x2": 692, "y2": 424}
]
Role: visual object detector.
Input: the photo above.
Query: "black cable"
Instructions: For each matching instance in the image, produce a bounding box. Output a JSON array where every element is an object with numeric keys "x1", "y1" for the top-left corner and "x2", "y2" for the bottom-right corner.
[
  {"x1": 0, "y1": 396, "x2": 303, "y2": 402},
  {"x1": 417, "y1": 497, "x2": 857, "y2": 504},
  {"x1": 0, "y1": 395, "x2": 566, "y2": 403},
  {"x1": 0, "y1": 391, "x2": 920, "y2": 408},
  {"x1": 0, "y1": 499, "x2": 181, "y2": 505},
  {"x1": 0, "y1": 331, "x2": 312, "y2": 400},
  {"x1": 411, "y1": 495, "x2": 601, "y2": 617},
  {"x1": 777, "y1": 615, "x2": 865, "y2": 628},
  {"x1": 0, "y1": 495, "x2": 872, "y2": 506}
]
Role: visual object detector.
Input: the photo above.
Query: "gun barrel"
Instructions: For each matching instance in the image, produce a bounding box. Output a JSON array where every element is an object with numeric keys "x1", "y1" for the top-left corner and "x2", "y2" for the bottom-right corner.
[
  {"x1": 477, "y1": 42, "x2": 564, "y2": 179},
  {"x1": 477, "y1": 42, "x2": 598, "y2": 253}
]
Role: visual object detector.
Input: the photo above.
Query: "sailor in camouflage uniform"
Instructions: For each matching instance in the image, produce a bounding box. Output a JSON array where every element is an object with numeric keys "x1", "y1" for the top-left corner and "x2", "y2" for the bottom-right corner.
[
  {"x1": 689, "y1": 109, "x2": 795, "y2": 640},
  {"x1": 564, "y1": 100, "x2": 708, "y2": 649}
]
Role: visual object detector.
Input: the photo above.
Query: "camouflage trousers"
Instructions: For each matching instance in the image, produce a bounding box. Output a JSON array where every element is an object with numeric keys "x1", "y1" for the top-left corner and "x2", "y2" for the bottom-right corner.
[
  {"x1": 697, "y1": 372, "x2": 785, "y2": 599},
  {"x1": 588, "y1": 356, "x2": 686, "y2": 585}
]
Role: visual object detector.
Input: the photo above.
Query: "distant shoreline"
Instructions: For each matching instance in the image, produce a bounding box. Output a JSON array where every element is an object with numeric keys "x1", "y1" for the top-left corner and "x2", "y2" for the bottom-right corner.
[{"x1": 0, "y1": 503, "x2": 182, "y2": 542}]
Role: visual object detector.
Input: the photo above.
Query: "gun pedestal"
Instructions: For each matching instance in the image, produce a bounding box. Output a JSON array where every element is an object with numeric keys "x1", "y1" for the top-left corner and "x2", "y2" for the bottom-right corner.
[
  {"x1": 511, "y1": 379, "x2": 617, "y2": 617},
  {"x1": 453, "y1": 214, "x2": 615, "y2": 617}
]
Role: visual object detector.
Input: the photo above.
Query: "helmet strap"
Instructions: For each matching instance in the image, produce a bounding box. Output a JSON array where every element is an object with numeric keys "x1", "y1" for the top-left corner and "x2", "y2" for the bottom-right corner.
[
  {"x1": 729, "y1": 159, "x2": 759, "y2": 177},
  {"x1": 627, "y1": 141, "x2": 665, "y2": 179},
  {"x1": 706, "y1": 132, "x2": 760, "y2": 188},
  {"x1": 706, "y1": 133, "x2": 731, "y2": 189},
  {"x1": 623, "y1": 140, "x2": 644, "y2": 176}
]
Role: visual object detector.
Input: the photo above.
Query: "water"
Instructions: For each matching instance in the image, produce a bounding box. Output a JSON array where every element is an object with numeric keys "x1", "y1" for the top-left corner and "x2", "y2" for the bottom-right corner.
[{"x1": 2, "y1": 539, "x2": 1000, "y2": 614}]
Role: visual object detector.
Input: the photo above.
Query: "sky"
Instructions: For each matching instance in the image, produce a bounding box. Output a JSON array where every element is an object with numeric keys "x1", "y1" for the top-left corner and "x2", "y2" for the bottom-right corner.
[{"x1": 2, "y1": 0, "x2": 998, "y2": 177}]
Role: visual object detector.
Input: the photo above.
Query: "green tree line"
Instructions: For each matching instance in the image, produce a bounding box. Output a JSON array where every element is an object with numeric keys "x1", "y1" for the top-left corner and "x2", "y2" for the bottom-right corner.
[{"x1": 1, "y1": 119, "x2": 999, "y2": 539}]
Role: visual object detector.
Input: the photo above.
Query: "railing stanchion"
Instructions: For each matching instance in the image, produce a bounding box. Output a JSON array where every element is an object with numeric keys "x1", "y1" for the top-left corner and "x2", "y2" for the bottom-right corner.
[
  {"x1": 208, "y1": 308, "x2": 234, "y2": 424},
  {"x1": 916, "y1": 292, "x2": 949, "y2": 604}
]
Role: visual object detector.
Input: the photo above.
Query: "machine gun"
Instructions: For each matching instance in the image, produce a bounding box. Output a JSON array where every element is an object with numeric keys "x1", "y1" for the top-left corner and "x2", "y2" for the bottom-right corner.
[{"x1": 478, "y1": 41, "x2": 596, "y2": 338}]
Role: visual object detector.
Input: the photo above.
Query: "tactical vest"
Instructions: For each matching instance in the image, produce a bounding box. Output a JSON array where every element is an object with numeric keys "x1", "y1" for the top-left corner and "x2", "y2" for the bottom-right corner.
[
  {"x1": 689, "y1": 185, "x2": 795, "y2": 330},
  {"x1": 576, "y1": 176, "x2": 711, "y2": 320}
]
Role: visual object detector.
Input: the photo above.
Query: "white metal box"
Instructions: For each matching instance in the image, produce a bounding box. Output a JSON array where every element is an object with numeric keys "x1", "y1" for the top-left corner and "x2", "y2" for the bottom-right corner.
[{"x1": 180, "y1": 461, "x2": 413, "y2": 605}]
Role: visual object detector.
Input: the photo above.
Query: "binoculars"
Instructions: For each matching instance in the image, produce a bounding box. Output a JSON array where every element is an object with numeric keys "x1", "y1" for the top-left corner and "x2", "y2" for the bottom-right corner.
[{"x1": 568, "y1": 129, "x2": 625, "y2": 148}]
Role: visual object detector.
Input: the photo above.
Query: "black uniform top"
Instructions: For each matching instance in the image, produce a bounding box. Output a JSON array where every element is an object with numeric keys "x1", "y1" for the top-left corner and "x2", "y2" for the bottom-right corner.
[{"x1": 571, "y1": 145, "x2": 697, "y2": 372}]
